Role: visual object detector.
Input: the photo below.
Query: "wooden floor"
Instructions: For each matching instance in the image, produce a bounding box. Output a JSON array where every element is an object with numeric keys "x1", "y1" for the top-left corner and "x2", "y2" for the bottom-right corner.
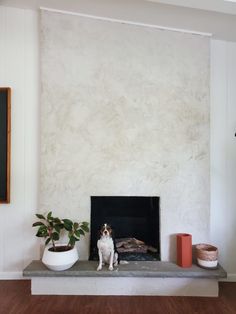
[{"x1": 0, "y1": 281, "x2": 236, "y2": 314}]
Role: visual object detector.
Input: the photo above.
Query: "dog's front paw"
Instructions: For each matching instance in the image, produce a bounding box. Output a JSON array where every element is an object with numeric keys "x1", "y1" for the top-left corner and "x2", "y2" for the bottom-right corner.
[
  {"x1": 109, "y1": 265, "x2": 113, "y2": 271},
  {"x1": 97, "y1": 265, "x2": 102, "y2": 271}
]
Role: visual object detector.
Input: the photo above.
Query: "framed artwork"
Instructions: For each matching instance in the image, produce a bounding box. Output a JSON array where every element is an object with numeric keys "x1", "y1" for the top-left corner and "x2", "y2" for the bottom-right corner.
[{"x1": 0, "y1": 88, "x2": 11, "y2": 203}]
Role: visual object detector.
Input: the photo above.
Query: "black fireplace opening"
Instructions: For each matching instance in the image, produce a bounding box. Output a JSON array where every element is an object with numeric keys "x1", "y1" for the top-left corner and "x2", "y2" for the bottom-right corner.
[{"x1": 89, "y1": 196, "x2": 160, "y2": 261}]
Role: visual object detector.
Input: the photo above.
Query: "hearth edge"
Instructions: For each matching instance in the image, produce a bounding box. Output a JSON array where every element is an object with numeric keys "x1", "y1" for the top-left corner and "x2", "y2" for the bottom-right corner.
[{"x1": 23, "y1": 260, "x2": 227, "y2": 279}]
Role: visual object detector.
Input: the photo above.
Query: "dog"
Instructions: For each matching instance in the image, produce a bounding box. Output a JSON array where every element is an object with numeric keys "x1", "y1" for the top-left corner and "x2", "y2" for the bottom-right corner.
[{"x1": 97, "y1": 223, "x2": 119, "y2": 271}]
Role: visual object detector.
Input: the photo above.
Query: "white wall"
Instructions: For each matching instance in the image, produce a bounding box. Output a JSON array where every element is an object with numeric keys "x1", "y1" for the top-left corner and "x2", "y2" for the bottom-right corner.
[
  {"x1": 211, "y1": 39, "x2": 236, "y2": 280},
  {"x1": 0, "y1": 6, "x2": 39, "y2": 278}
]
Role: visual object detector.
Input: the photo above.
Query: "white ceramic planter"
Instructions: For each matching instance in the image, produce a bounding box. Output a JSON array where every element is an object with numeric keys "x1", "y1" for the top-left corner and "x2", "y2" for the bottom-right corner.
[{"x1": 42, "y1": 244, "x2": 79, "y2": 271}]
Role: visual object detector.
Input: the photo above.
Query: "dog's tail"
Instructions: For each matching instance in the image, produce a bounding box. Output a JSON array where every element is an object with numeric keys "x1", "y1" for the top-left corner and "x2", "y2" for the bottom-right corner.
[{"x1": 119, "y1": 260, "x2": 129, "y2": 265}]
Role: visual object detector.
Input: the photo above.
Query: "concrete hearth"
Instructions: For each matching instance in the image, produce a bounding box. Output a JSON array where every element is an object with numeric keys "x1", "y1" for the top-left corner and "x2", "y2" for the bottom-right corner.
[{"x1": 23, "y1": 261, "x2": 226, "y2": 296}]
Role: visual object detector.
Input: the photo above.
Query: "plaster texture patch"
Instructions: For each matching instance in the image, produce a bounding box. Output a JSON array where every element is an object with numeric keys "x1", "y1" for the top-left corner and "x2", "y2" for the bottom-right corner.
[{"x1": 40, "y1": 10, "x2": 210, "y2": 261}]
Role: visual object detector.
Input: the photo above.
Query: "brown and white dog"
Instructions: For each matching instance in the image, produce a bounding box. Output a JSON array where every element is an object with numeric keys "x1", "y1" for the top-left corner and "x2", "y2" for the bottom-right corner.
[{"x1": 97, "y1": 223, "x2": 119, "y2": 271}]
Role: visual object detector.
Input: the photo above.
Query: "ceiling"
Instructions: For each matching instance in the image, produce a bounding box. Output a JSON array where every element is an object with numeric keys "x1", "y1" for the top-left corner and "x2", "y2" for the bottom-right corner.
[
  {"x1": 1, "y1": 0, "x2": 236, "y2": 41},
  {"x1": 1, "y1": 0, "x2": 236, "y2": 15},
  {"x1": 147, "y1": 0, "x2": 236, "y2": 15}
]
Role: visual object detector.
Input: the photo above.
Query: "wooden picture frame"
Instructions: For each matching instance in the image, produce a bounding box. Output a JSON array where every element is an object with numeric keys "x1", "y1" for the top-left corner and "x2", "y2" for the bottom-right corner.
[{"x1": 0, "y1": 87, "x2": 11, "y2": 204}]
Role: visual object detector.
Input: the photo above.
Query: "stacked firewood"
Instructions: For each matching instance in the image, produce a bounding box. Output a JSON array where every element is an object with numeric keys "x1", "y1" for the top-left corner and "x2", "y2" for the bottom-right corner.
[{"x1": 115, "y1": 238, "x2": 157, "y2": 253}]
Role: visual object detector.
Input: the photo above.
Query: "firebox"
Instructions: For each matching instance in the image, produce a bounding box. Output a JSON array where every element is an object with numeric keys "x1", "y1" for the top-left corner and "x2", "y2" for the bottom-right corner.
[{"x1": 89, "y1": 196, "x2": 160, "y2": 261}]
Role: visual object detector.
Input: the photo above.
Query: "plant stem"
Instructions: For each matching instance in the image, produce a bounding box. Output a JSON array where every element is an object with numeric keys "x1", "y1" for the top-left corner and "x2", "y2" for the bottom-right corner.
[{"x1": 52, "y1": 239, "x2": 56, "y2": 251}]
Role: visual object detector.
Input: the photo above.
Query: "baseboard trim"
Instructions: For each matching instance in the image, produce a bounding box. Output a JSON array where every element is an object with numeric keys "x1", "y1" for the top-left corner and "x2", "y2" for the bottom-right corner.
[
  {"x1": 0, "y1": 272, "x2": 23, "y2": 280},
  {"x1": 220, "y1": 273, "x2": 236, "y2": 282}
]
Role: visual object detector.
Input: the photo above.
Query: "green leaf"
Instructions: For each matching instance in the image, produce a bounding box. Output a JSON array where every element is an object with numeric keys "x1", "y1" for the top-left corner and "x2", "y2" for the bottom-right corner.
[
  {"x1": 35, "y1": 231, "x2": 43, "y2": 238},
  {"x1": 69, "y1": 236, "x2": 76, "y2": 247},
  {"x1": 81, "y1": 224, "x2": 89, "y2": 233},
  {"x1": 54, "y1": 224, "x2": 63, "y2": 233},
  {"x1": 75, "y1": 230, "x2": 81, "y2": 238},
  {"x1": 62, "y1": 219, "x2": 73, "y2": 225},
  {"x1": 35, "y1": 213, "x2": 46, "y2": 220},
  {"x1": 54, "y1": 225, "x2": 60, "y2": 233},
  {"x1": 62, "y1": 219, "x2": 73, "y2": 231},
  {"x1": 32, "y1": 221, "x2": 45, "y2": 227},
  {"x1": 52, "y1": 232, "x2": 59, "y2": 241},
  {"x1": 82, "y1": 221, "x2": 89, "y2": 226},
  {"x1": 47, "y1": 211, "x2": 53, "y2": 221},
  {"x1": 45, "y1": 238, "x2": 51, "y2": 246},
  {"x1": 36, "y1": 227, "x2": 48, "y2": 237},
  {"x1": 68, "y1": 231, "x2": 73, "y2": 237},
  {"x1": 54, "y1": 218, "x2": 61, "y2": 224},
  {"x1": 64, "y1": 223, "x2": 72, "y2": 231},
  {"x1": 78, "y1": 229, "x2": 85, "y2": 236},
  {"x1": 38, "y1": 225, "x2": 47, "y2": 232},
  {"x1": 73, "y1": 222, "x2": 79, "y2": 230}
]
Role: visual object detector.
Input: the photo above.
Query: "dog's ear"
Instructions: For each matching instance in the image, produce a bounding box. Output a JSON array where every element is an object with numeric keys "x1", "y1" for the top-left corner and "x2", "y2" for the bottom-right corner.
[{"x1": 107, "y1": 224, "x2": 113, "y2": 235}]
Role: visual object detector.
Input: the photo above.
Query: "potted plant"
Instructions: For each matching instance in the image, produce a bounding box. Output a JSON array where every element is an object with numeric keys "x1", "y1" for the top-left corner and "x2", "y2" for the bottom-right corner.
[{"x1": 32, "y1": 211, "x2": 89, "y2": 271}]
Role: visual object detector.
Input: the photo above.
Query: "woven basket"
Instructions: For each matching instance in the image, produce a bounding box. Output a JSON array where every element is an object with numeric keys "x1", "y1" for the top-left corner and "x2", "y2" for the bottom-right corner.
[{"x1": 196, "y1": 244, "x2": 218, "y2": 261}]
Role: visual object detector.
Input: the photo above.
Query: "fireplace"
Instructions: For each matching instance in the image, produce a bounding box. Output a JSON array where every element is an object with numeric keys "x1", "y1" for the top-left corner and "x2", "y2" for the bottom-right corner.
[{"x1": 89, "y1": 196, "x2": 160, "y2": 261}]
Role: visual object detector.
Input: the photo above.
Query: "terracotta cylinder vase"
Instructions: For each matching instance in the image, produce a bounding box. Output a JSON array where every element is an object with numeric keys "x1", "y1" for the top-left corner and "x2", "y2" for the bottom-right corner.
[{"x1": 176, "y1": 233, "x2": 192, "y2": 268}]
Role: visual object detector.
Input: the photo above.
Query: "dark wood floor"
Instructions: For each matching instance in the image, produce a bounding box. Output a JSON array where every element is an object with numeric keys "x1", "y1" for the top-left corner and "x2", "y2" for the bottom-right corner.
[{"x1": 0, "y1": 281, "x2": 235, "y2": 314}]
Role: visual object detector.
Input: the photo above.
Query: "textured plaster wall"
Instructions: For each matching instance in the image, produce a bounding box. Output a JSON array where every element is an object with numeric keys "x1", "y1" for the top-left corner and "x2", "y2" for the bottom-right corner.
[{"x1": 40, "y1": 10, "x2": 210, "y2": 261}]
